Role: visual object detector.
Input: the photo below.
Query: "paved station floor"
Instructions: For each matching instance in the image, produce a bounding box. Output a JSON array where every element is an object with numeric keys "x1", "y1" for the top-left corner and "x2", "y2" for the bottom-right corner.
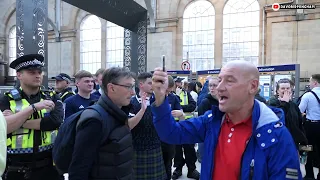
[
  {"x1": 176, "y1": 160, "x2": 201, "y2": 180},
  {"x1": 177, "y1": 161, "x2": 318, "y2": 179}
]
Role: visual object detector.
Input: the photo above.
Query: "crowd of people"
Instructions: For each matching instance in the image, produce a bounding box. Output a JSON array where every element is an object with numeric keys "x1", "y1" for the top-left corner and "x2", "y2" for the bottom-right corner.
[{"x1": 0, "y1": 54, "x2": 319, "y2": 180}]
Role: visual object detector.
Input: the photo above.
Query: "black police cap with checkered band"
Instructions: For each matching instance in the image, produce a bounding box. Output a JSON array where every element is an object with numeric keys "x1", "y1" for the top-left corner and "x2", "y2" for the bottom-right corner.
[{"x1": 9, "y1": 54, "x2": 44, "y2": 72}]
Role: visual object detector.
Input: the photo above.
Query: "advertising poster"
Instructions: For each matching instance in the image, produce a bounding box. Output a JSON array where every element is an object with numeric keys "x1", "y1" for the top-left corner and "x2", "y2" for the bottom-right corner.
[
  {"x1": 273, "y1": 74, "x2": 292, "y2": 95},
  {"x1": 259, "y1": 75, "x2": 272, "y2": 101}
]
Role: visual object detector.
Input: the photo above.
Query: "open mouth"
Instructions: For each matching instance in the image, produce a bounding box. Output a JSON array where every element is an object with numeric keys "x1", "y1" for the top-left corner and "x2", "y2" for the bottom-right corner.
[{"x1": 219, "y1": 96, "x2": 228, "y2": 104}]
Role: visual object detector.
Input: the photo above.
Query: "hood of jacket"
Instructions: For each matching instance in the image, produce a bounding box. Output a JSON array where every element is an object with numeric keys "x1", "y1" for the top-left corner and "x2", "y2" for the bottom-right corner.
[{"x1": 213, "y1": 99, "x2": 283, "y2": 131}]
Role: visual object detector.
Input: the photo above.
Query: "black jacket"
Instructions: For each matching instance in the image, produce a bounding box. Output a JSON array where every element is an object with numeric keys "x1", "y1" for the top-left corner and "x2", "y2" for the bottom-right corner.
[
  {"x1": 69, "y1": 92, "x2": 133, "y2": 180},
  {"x1": 198, "y1": 94, "x2": 219, "y2": 116},
  {"x1": 57, "y1": 87, "x2": 75, "y2": 102},
  {"x1": 255, "y1": 94, "x2": 267, "y2": 104},
  {"x1": 268, "y1": 96, "x2": 308, "y2": 148}
]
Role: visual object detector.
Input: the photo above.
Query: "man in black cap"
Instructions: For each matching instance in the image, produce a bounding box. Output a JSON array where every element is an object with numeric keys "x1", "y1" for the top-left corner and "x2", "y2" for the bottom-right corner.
[
  {"x1": 52, "y1": 73, "x2": 75, "y2": 102},
  {"x1": 174, "y1": 77, "x2": 185, "y2": 89},
  {"x1": 0, "y1": 54, "x2": 63, "y2": 180},
  {"x1": 171, "y1": 77, "x2": 200, "y2": 180}
]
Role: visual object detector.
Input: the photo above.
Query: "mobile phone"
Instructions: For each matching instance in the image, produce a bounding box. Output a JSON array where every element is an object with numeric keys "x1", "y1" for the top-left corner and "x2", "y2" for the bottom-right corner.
[{"x1": 162, "y1": 55, "x2": 166, "y2": 72}]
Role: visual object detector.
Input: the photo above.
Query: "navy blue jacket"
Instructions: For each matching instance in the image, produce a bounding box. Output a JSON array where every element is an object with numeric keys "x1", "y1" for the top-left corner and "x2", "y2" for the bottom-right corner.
[
  {"x1": 151, "y1": 99, "x2": 302, "y2": 180},
  {"x1": 197, "y1": 80, "x2": 209, "y2": 105}
]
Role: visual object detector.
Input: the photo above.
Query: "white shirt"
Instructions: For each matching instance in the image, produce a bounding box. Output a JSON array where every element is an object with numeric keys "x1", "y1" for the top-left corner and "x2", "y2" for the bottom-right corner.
[
  {"x1": 299, "y1": 87, "x2": 320, "y2": 120},
  {"x1": 190, "y1": 91, "x2": 198, "y2": 104}
]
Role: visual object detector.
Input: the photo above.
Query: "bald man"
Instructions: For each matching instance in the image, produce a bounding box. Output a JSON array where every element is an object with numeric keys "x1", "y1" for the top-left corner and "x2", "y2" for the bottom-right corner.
[{"x1": 151, "y1": 60, "x2": 302, "y2": 180}]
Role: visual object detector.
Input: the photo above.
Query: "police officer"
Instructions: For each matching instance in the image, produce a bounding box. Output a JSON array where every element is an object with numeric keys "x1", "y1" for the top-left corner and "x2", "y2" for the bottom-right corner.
[
  {"x1": 52, "y1": 73, "x2": 75, "y2": 102},
  {"x1": 0, "y1": 54, "x2": 64, "y2": 180},
  {"x1": 172, "y1": 77, "x2": 200, "y2": 180}
]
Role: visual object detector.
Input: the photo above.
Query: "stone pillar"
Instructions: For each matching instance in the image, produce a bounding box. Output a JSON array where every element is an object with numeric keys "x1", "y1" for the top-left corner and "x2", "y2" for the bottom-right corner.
[
  {"x1": 16, "y1": 0, "x2": 48, "y2": 87},
  {"x1": 124, "y1": 12, "x2": 147, "y2": 74}
]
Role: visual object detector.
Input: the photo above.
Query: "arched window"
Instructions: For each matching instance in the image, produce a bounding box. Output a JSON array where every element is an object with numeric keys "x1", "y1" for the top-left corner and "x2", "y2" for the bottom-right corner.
[
  {"x1": 222, "y1": 0, "x2": 260, "y2": 65},
  {"x1": 80, "y1": 15, "x2": 101, "y2": 73},
  {"x1": 183, "y1": 0, "x2": 215, "y2": 71},
  {"x1": 8, "y1": 26, "x2": 16, "y2": 76},
  {"x1": 106, "y1": 21, "x2": 124, "y2": 68}
]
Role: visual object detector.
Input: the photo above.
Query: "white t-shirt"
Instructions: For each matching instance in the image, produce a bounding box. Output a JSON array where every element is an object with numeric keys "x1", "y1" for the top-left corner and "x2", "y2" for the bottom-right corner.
[
  {"x1": 0, "y1": 111, "x2": 7, "y2": 179},
  {"x1": 190, "y1": 91, "x2": 198, "y2": 104}
]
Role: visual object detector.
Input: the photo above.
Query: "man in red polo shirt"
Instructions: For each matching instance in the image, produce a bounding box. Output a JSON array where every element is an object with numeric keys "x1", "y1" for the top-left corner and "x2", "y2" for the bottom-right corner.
[{"x1": 151, "y1": 60, "x2": 302, "y2": 180}]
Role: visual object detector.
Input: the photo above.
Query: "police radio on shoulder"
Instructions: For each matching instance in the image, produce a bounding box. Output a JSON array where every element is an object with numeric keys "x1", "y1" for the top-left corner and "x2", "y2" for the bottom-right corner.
[{"x1": 9, "y1": 89, "x2": 22, "y2": 101}]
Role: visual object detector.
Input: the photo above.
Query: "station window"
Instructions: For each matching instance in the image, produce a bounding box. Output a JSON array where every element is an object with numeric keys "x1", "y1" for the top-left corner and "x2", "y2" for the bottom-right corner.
[
  {"x1": 183, "y1": 0, "x2": 215, "y2": 71},
  {"x1": 8, "y1": 26, "x2": 16, "y2": 76},
  {"x1": 106, "y1": 21, "x2": 124, "y2": 68},
  {"x1": 222, "y1": 0, "x2": 260, "y2": 66},
  {"x1": 80, "y1": 15, "x2": 102, "y2": 74}
]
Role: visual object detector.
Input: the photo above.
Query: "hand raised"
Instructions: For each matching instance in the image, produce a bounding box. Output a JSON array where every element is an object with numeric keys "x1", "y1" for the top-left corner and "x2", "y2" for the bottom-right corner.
[
  {"x1": 152, "y1": 67, "x2": 168, "y2": 106},
  {"x1": 140, "y1": 92, "x2": 148, "y2": 111},
  {"x1": 279, "y1": 91, "x2": 291, "y2": 102}
]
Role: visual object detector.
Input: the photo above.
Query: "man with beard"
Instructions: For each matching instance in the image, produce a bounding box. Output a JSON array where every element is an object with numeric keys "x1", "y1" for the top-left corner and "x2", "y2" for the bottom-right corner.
[
  {"x1": 128, "y1": 72, "x2": 167, "y2": 180},
  {"x1": 151, "y1": 60, "x2": 301, "y2": 180},
  {"x1": 0, "y1": 54, "x2": 63, "y2": 180},
  {"x1": 172, "y1": 77, "x2": 199, "y2": 180}
]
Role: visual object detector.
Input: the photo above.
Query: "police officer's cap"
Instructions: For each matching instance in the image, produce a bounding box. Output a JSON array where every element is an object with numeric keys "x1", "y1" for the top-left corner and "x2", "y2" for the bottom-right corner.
[
  {"x1": 9, "y1": 54, "x2": 44, "y2": 72},
  {"x1": 174, "y1": 77, "x2": 184, "y2": 83},
  {"x1": 53, "y1": 73, "x2": 72, "y2": 82}
]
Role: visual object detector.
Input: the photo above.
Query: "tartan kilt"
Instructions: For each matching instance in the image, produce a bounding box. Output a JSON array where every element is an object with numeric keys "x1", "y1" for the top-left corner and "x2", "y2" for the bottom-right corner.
[{"x1": 133, "y1": 147, "x2": 167, "y2": 180}]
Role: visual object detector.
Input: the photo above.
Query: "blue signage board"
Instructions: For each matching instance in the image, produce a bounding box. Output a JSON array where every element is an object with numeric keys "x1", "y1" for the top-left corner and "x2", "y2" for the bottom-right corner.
[
  {"x1": 197, "y1": 64, "x2": 297, "y2": 75},
  {"x1": 197, "y1": 69, "x2": 221, "y2": 75},
  {"x1": 257, "y1": 64, "x2": 296, "y2": 72},
  {"x1": 151, "y1": 70, "x2": 191, "y2": 75},
  {"x1": 167, "y1": 70, "x2": 191, "y2": 75}
]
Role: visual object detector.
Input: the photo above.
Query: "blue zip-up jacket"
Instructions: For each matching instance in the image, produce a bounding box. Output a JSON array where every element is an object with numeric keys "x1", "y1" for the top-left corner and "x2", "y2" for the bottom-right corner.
[
  {"x1": 151, "y1": 98, "x2": 302, "y2": 180},
  {"x1": 197, "y1": 80, "x2": 209, "y2": 105}
]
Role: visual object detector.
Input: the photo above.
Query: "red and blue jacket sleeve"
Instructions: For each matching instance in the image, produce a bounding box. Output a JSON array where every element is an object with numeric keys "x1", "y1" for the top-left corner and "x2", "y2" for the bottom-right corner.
[{"x1": 151, "y1": 97, "x2": 211, "y2": 144}]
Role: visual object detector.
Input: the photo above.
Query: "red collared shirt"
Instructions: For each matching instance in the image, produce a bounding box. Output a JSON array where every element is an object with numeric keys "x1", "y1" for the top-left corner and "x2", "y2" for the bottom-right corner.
[{"x1": 212, "y1": 115, "x2": 252, "y2": 180}]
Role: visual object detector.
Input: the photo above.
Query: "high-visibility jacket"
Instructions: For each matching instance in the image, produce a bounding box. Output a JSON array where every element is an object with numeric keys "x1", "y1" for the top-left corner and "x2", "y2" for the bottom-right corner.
[
  {"x1": 60, "y1": 90, "x2": 75, "y2": 100},
  {"x1": 6, "y1": 90, "x2": 58, "y2": 154},
  {"x1": 175, "y1": 91, "x2": 194, "y2": 120}
]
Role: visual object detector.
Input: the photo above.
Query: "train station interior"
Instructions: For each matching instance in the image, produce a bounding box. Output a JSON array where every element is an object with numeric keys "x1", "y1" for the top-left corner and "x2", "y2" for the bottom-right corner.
[{"x1": 0, "y1": 0, "x2": 319, "y2": 179}]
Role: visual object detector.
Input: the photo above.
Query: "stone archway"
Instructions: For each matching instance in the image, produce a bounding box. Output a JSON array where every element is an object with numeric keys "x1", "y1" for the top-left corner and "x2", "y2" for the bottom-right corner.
[{"x1": 2, "y1": 2, "x2": 16, "y2": 37}]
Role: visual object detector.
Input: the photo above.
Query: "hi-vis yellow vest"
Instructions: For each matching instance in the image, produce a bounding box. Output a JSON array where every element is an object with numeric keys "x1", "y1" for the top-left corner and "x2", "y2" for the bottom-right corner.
[
  {"x1": 60, "y1": 90, "x2": 75, "y2": 100},
  {"x1": 175, "y1": 91, "x2": 193, "y2": 120},
  {"x1": 6, "y1": 90, "x2": 58, "y2": 154}
]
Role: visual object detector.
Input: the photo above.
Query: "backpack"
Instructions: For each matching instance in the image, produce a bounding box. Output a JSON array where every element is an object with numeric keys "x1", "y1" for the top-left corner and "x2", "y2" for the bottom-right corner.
[{"x1": 53, "y1": 104, "x2": 111, "y2": 174}]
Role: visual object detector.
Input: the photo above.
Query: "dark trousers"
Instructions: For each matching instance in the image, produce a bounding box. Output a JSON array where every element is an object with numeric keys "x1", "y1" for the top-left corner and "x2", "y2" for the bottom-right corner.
[
  {"x1": 3, "y1": 165, "x2": 60, "y2": 180},
  {"x1": 161, "y1": 142, "x2": 175, "y2": 180},
  {"x1": 173, "y1": 144, "x2": 197, "y2": 171},
  {"x1": 304, "y1": 121, "x2": 320, "y2": 179}
]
